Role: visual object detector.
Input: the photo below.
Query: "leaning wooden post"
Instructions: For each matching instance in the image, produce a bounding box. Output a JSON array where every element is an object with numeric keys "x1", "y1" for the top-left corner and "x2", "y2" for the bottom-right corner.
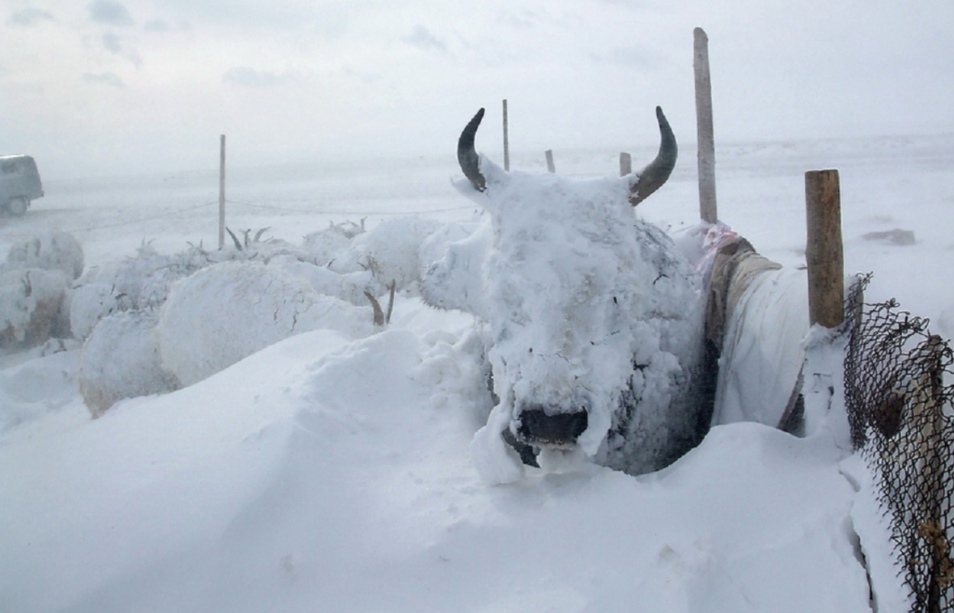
[
  {"x1": 805, "y1": 169, "x2": 844, "y2": 328},
  {"x1": 545, "y1": 149, "x2": 555, "y2": 173},
  {"x1": 218, "y1": 134, "x2": 226, "y2": 250},
  {"x1": 694, "y1": 27, "x2": 718, "y2": 224},
  {"x1": 502, "y1": 99, "x2": 510, "y2": 171},
  {"x1": 619, "y1": 152, "x2": 632, "y2": 177}
]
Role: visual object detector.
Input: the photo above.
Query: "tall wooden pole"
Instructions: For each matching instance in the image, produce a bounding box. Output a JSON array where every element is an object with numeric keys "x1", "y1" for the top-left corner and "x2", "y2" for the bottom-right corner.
[
  {"x1": 805, "y1": 169, "x2": 844, "y2": 328},
  {"x1": 218, "y1": 134, "x2": 226, "y2": 250},
  {"x1": 502, "y1": 99, "x2": 510, "y2": 171},
  {"x1": 694, "y1": 27, "x2": 718, "y2": 224}
]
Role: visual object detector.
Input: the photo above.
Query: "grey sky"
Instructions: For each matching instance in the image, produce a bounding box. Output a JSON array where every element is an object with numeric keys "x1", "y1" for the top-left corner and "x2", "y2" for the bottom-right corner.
[{"x1": 2, "y1": 0, "x2": 952, "y2": 178}]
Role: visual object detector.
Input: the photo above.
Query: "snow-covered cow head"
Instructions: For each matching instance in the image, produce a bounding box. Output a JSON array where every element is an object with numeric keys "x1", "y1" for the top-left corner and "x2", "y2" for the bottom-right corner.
[{"x1": 423, "y1": 107, "x2": 714, "y2": 482}]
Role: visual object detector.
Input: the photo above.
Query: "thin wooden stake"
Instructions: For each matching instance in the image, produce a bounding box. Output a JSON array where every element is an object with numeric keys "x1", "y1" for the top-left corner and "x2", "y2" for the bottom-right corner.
[
  {"x1": 502, "y1": 99, "x2": 510, "y2": 171},
  {"x1": 218, "y1": 134, "x2": 226, "y2": 250},
  {"x1": 694, "y1": 27, "x2": 718, "y2": 224},
  {"x1": 545, "y1": 149, "x2": 555, "y2": 173},
  {"x1": 619, "y1": 152, "x2": 632, "y2": 177},
  {"x1": 805, "y1": 169, "x2": 844, "y2": 328},
  {"x1": 909, "y1": 335, "x2": 948, "y2": 613}
]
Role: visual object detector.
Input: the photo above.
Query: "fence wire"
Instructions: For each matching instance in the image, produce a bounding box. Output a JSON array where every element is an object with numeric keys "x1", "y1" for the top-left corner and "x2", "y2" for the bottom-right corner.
[{"x1": 844, "y1": 273, "x2": 954, "y2": 612}]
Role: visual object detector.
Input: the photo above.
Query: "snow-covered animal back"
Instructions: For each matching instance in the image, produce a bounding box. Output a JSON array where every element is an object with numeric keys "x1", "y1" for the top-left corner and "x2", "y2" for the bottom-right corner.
[{"x1": 423, "y1": 107, "x2": 713, "y2": 482}]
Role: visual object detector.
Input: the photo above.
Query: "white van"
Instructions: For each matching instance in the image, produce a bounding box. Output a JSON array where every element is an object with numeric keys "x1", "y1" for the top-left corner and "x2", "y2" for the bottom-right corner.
[{"x1": 0, "y1": 155, "x2": 44, "y2": 216}]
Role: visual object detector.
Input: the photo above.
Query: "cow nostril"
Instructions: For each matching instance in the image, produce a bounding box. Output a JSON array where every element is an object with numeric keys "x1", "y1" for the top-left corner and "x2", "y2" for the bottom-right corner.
[{"x1": 517, "y1": 408, "x2": 588, "y2": 446}]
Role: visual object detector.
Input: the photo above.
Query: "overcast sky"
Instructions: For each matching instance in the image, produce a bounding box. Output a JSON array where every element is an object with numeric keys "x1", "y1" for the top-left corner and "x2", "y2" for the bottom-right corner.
[{"x1": 3, "y1": 0, "x2": 953, "y2": 178}]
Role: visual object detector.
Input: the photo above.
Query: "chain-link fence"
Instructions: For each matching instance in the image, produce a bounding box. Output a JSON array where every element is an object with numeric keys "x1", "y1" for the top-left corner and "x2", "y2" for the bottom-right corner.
[{"x1": 844, "y1": 273, "x2": 954, "y2": 612}]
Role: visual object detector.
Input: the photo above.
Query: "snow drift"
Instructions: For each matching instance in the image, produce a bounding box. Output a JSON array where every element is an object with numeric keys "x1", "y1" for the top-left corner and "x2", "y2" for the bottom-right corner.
[{"x1": 0, "y1": 326, "x2": 874, "y2": 613}]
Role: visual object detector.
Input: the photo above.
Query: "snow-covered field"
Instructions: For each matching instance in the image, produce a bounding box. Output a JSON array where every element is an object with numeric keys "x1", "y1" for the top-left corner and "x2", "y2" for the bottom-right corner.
[{"x1": 2, "y1": 132, "x2": 953, "y2": 612}]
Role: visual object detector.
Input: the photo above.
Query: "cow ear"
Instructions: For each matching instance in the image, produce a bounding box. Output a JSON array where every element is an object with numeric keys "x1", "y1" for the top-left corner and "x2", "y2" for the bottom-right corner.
[{"x1": 420, "y1": 223, "x2": 492, "y2": 318}]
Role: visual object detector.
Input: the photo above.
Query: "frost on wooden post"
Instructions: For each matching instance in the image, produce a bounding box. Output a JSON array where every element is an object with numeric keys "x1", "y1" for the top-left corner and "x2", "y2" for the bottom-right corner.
[{"x1": 694, "y1": 27, "x2": 718, "y2": 224}]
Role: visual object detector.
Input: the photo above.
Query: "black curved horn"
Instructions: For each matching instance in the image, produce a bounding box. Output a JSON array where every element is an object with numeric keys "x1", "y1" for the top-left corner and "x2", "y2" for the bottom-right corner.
[
  {"x1": 629, "y1": 106, "x2": 677, "y2": 207},
  {"x1": 457, "y1": 108, "x2": 487, "y2": 192}
]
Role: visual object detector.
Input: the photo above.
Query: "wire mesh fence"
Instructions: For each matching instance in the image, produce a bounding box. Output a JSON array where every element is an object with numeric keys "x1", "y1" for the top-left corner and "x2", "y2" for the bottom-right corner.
[{"x1": 844, "y1": 273, "x2": 954, "y2": 612}]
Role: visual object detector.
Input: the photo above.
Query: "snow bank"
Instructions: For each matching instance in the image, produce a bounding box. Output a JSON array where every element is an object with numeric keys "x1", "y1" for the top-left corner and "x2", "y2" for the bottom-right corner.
[
  {"x1": 842, "y1": 453, "x2": 912, "y2": 611},
  {"x1": 0, "y1": 345, "x2": 79, "y2": 431},
  {"x1": 0, "y1": 327, "x2": 872, "y2": 613}
]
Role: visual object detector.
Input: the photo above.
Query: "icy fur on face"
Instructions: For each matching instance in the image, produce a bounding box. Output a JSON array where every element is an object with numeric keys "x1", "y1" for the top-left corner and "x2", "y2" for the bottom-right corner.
[{"x1": 430, "y1": 156, "x2": 704, "y2": 482}]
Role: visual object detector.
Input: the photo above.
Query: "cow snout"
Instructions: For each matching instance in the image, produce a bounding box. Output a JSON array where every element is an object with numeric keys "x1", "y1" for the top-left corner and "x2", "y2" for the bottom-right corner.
[{"x1": 516, "y1": 408, "x2": 588, "y2": 448}]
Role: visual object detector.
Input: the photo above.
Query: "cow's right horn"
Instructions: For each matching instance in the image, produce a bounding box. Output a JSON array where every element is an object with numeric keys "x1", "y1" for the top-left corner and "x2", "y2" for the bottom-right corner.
[
  {"x1": 629, "y1": 106, "x2": 677, "y2": 207},
  {"x1": 457, "y1": 108, "x2": 487, "y2": 192}
]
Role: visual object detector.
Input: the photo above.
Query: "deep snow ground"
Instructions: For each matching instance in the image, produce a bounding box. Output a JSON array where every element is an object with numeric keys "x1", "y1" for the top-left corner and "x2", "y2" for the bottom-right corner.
[
  {"x1": 1, "y1": 326, "x2": 873, "y2": 612},
  {"x1": 2, "y1": 133, "x2": 953, "y2": 612}
]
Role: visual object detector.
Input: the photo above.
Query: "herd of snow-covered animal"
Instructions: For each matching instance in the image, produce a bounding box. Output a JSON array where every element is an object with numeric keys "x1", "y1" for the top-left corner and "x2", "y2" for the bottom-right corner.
[
  {"x1": 0, "y1": 217, "x2": 439, "y2": 418},
  {"x1": 1, "y1": 106, "x2": 804, "y2": 481}
]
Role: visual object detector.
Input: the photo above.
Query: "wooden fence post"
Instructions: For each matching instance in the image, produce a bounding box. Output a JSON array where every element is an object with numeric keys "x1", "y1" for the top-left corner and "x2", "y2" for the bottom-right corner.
[
  {"x1": 502, "y1": 99, "x2": 510, "y2": 171},
  {"x1": 218, "y1": 134, "x2": 226, "y2": 250},
  {"x1": 805, "y1": 169, "x2": 844, "y2": 328},
  {"x1": 619, "y1": 152, "x2": 632, "y2": 177},
  {"x1": 545, "y1": 149, "x2": 555, "y2": 173},
  {"x1": 694, "y1": 27, "x2": 718, "y2": 224},
  {"x1": 910, "y1": 335, "x2": 948, "y2": 613}
]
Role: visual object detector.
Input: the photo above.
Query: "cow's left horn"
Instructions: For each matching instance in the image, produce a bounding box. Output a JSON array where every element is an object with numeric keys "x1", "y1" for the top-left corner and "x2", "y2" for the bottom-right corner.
[
  {"x1": 458, "y1": 108, "x2": 487, "y2": 192},
  {"x1": 629, "y1": 106, "x2": 677, "y2": 207}
]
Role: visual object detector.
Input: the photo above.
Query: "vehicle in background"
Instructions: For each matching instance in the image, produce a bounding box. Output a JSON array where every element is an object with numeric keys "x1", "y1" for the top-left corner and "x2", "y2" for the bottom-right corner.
[{"x1": 0, "y1": 155, "x2": 44, "y2": 216}]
